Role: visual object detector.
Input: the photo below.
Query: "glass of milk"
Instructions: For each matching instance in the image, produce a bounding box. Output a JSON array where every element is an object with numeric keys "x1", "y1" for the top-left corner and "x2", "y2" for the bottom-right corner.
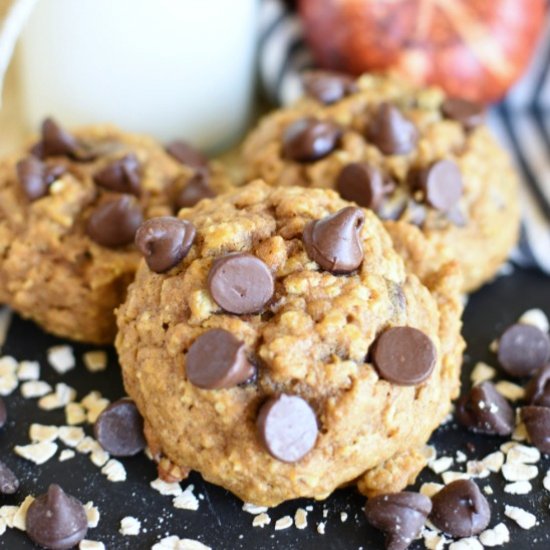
[{"x1": 17, "y1": 0, "x2": 258, "y2": 152}]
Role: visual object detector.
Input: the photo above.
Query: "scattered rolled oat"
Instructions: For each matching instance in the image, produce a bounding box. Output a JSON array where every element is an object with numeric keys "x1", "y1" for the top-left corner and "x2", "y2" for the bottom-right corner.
[
  {"x1": 0, "y1": 357, "x2": 18, "y2": 395},
  {"x1": 479, "y1": 523, "x2": 510, "y2": 546},
  {"x1": 470, "y1": 362, "x2": 496, "y2": 385},
  {"x1": 317, "y1": 521, "x2": 326, "y2": 535},
  {"x1": 340, "y1": 512, "x2": 348, "y2": 523},
  {"x1": 81, "y1": 391, "x2": 110, "y2": 423},
  {"x1": 518, "y1": 308, "x2": 549, "y2": 333},
  {"x1": 150, "y1": 478, "x2": 182, "y2": 497},
  {"x1": 423, "y1": 529, "x2": 448, "y2": 550},
  {"x1": 65, "y1": 403, "x2": 87, "y2": 425},
  {"x1": 466, "y1": 460, "x2": 490, "y2": 479},
  {"x1": 504, "y1": 481, "x2": 532, "y2": 495},
  {"x1": 79, "y1": 541, "x2": 105, "y2": 550},
  {"x1": 456, "y1": 451, "x2": 467, "y2": 463},
  {"x1": 83, "y1": 351, "x2": 108, "y2": 373},
  {"x1": 441, "y1": 471, "x2": 471, "y2": 485},
  {"x1": 242, "y1": 502, "x2": 268, "y2": 514},
  {"x1": 420, "y1": 482, "x2": 444, "y2": 498},
  {"x1": 84, "y1": 502, "x2": 100, "y2": 528},
  {"x1": 494, "y1": 381, "x2": 525, "y2": 402},
  {"x1": 152, "y1": 536, "x2": 211, "y2": 550},
  {"x1": 173, "y1": 485, "x2": 199, "y2": 511},
  {"x1": 21, "y1": 380, "x2": 52, "y2": 399},
  {"x1": 481, "y1": 451, "x2": 504, "y2": 473},
  {"x1": 90, "y1": 448, "x2": 110, "y2": 468},
  {"x1": 47, "y1": 345, "x2": 75, "y2": 374},
  {"x1": 274, "y1": 515, "x2": 293, "y2": 530},
  {"x1": 429, "y1": 456, "x2": 453, "y2": 474},
  {"x1": 38, "y1": 383, "x2": 76, "y2": 410},
  {"x1": 76, "y1": 436, "x2": 103, "y2": 455},
  {"x1": 512, "y1": 422, "x2": 528, "y2": 442},
  {"x1": 13, "y1": 495, "x2": 35, "y2": 530},
  {"x1": 501, "y1": 462, "x2": 538, "y2": 482},
  {"x1": 14, "y1": 441, "x2": 58, "y2": 464},
  {"x1": 483, "y1": 486, "x2": 494, "y2": 495},
  {"x1": 59, "y1": 426, "x2": 86, "y2": 448},
  {"x1": 59, "y1": 449, "x2": 75, "y2": 462},
  {"x1": 29, "y1": 424, "x2": 59, "y2": 443},
  {"x1": 252, "y1": 512, "x2": 271, "y2": 528},
  {"x1": 17, "y1": 361, "x2": 40, "y2": 381},
  {"x1": 295, "y1": 508, "x2": 308, "y2": 529},
  {"x1": 543, "y1": 470, "x2": 550, "y2": 491},
  {"x1": 504, "y1": 505, "x2": 537, "y2": 529},
  {"x1": 119, "y1": 516, "x2": 141, "y2": 536},
  {"x1": 448, "y1": 537, "x2": 483, "y2": 550},
  {"x1": 101, "y1": 459, "x2": 126, "y2": 482},
  {"x1": 506, "y1": 444, "x2": 540, "y2": 464}
]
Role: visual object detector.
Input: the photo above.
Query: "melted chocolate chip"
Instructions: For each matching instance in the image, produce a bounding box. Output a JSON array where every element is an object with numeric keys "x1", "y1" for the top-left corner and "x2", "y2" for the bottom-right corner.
[
  {"x1": 176, "y1": 173, "x2": 216, "y2": 209},
  {"x1": 442, "y1": 98, "x2": 485, "y2": 130},
  {"x1": 497, "y1": 323, "x2": 550, "y2": 377},
  {"x1": 366, "y1": 103, "x2": 418, "y2": 155},
  {"x1": 526, "y1": 365, "x2": 550, "y2": 407},
  {"x1": 16, "y1": 157, "x2": 66, "y2": 201},
  {"x1": 186, "y1": 329, "x2": 255, "y2": 389},
  {"x1": 456, "y1": 381, "x2": 515, "y2": 436},
  {"x1": 302, "y1": 70, "x2": 357, "y2": 104},
  {"x1": 365, "y1": 492, "x2": 432, "y2": 550},
  {"x1": 86, "y1": 195, "x2": 143, "y2": 247},
  {"x1": 26, "y1": 484, "x2": 88, "y2": 550},
  {"x1": 208, "y1": 253, "x2": 274, "y2": 315},
  {"x1": 0, "y1": 461, "x2": 19, "y2": 494},
  {"x1": 0, "y1": 396, "x2": 6, "y2": 428},
  {"x1": 521, "y1": 406, "x2": 550, "y2": 454},
  {"x1": 372, "y1": 327, "x2": 436, "y2": 385},
  {"x1": 135, "y1": 217, "x2": 196, "y2": 273},
  {"x1": 303, "y1": 206, "x2": 365, "y2": 273},
  {"x1": 94, "y1": 399, "x2": 146, "y2": 457},
  {"x1": 166, "y1": 140, "x2": 209, "y2": 171},
  {"x1": 257, "y1": 394, "x2": 318, "y2": 463},
  {"x1": 430, "y1": 480, "x2": 491, "y2": 538},
  {"x1": 417, "y1": 160, "x2": 463, "y2": 212},
  {"x1": 336, "y1": 162, "x2": 392, "y2": 210},
  {"x1": 93, "y1": 154, "x2": 141, "y2": 195},
  {"x1": 282, "y1": 118, "x2": 342, "y2": 162}
]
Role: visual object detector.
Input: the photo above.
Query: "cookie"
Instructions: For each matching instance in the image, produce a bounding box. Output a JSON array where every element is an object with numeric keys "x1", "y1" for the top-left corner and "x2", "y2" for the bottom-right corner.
[
  {"x1": 116, "y1": 181, "x2": 464, "y2": 506},
  {"x1": 241, "y1": 72, "x2": 520, "y2": 292},
  {"x1": 0, "y1": 119, "x2": 230, "y2": 343}
]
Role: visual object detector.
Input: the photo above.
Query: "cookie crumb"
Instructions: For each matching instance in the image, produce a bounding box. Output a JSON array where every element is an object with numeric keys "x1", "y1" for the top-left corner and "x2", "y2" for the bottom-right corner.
[
  {"x1": 274, "y1": 515, "x2": 293, "y2": 530},
  {"x1": 317, "y1": 521, "x2": 326, "y2": 535},
  {"x1": 470, "y1": 362, "x2": 496, "y2": 385},
  {"x1": 340, "y1": 512, "x2": 348, "y2": 523},
  {"x1": 173, "y1": 485, "x2": 199, "y2": 511},
  {"x1": 119, "y1": 516, "x2": 141, "y2": 536},
  {"x1": 14, "y1": 441, "x2": 57, "y2": 464},
  {"x1": 17, "y1": 361, "x2": 40, "y2": 381},
  {"x1": 479, "y1": 522, "x2": 510, "y2": 546},
  {"x1": 295, "y1": 508, "x2": 308, "y2": 529},
  {"x1": 242, "y1": 502, "x2": 268, "y2": 515},
  {"x1": 504, "y1": 505, "x2": 537, "y2": 529},
  {"x1": 21, "y1": 380, "x2": 52, "y2": 399},
  {"x1": 59, "y1": 449, "x2": 75, "y2": 462},
  {"x1": 455, "y1": 450, "x2": 467, "y2": 463},
  {"x1": 252, "y1": 512, "x2": 271, "y2": 528},
  {"x1": 84, "y1": 502, "x2": 100, "y2": 528},
  {"x1": 483, "y1": 486, "x2": 493, "y2": 495},
  {"x1": 83, "y1": 351, "x2": 108, "y2": 372},
  {"x1": 47, "y1": 345, "x2": 75, "y2": 374},
  {"x1": 101, "y1": 459, "x2": 126, "y2": 482}
]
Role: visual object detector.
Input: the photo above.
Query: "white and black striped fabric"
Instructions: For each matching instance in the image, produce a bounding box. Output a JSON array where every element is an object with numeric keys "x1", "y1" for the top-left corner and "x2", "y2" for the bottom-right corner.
[{"x1": 259, "y1": 0, "x2": 550, "y2": 274}]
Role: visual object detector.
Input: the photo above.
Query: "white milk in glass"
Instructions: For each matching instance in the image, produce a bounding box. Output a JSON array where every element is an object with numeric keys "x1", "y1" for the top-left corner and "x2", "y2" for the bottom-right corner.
[{"x1": 18, "y1": 0, "x2": 258, "y2": 151}]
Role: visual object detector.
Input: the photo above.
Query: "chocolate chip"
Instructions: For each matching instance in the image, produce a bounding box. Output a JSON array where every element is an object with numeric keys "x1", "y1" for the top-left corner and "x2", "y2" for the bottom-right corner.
[
  {"x1": 0, "y1": 397, "x2": 6, "y2": 428},
  {"x1": 416, "y1": 160, "x2": 463, "y2": 212},
  {"x1": 38, "y1": 118, "x2": 96, "y2": 162},
  {"x1": 26, "y1": 484, "x2": 88, "y2": 550},
  {"x1": 302, "y1": 70, "x2": 357, "y2": 104},
  {"x1": 372, "y1": 327, "x2": 436, "y2": 385},
  {"x1": 521, "y1": 406, "x2": 550, "y2": 454},
  {"x1": 303, "y1": 206, "x2": 364, "y2": 273},
  {"x1": 526, "y1": 365, "x2": 550, "y2": 407},
  {"x1": 497, "y1": 323, "x2": 550, "y2": 377},
  {"x1": 16, "y1": 157, "x2": 66, "y2": 201},
  {"x1": 135, "y1": 217, "x2": 196, "y2": 273},
  {"x1": 282, "y1": 117, "x2": 342, "y2": 162},
  {"x1": 186, "y1": 329, "x2": 255, "y2": 389},
  {"x1": 365, "y1": 492, "x2": 432, "y2": 550},
  {"x1": 176, "y1": 173, "x2": 216, "y2": 209},
  {"x1": 94, "y1": 399, "x2": 146, "y2": 457},
  {"x1": 93, "y1": 154, "x2": 141, "y2": 195},
  {"x1": 456, "y1": 381, "x2": 515, "y2": 436},
  {"x1": 166, "y1": 140, "x2": 209, "y2": 171},
  {"x1": 257, "y1": 394, "x2": 318, "y2": 463},
  {"x1": 0, "y1": 461, "x2": 19, "y2": 494},
  {"x1": 208, "y1": 253, "x2": 274, "y2": 314},
  {"x1": 430, "y1": 480, "x2": 491, "y2": 537},
  {"x1": 337, "y1": 162, "x2": 393, "y2": 209},
  {"x1": 442, "y1": 98, "x2": 485, "y2": 130},
  {"x1": 86, "y1": 195, "x2": 143, "y2": 247},
  {"x1": 366, "y1": 103, "x2": 418, "y2": 155}
]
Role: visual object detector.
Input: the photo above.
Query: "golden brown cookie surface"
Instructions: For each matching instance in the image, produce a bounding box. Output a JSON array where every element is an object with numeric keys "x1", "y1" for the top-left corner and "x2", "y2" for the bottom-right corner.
[{"x1": 116, "y1": 181, "x2": 463, "y2": 506}]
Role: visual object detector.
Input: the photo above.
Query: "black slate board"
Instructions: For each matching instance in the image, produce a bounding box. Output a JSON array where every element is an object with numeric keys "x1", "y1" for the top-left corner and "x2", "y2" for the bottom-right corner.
[{"x1": 1, "y1": 267, "x2": 550, "y2": 550}]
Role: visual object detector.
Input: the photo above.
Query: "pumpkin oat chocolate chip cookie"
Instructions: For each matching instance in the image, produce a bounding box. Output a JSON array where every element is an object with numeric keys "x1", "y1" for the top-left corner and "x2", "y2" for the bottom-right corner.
[
  {"x1": 241, "y1": 72, "x2": 520, "y2": 292},
  {"x1": 0, "y1": 118, "x2": 230, "y2": 343},
  {"x1": 116, "y1": 181, "x2": 464, "y2": 506}
]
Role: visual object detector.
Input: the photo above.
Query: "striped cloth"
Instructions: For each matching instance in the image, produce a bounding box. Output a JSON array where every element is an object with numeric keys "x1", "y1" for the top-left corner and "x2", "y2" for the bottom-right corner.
[{"x1": 259, "y1": 0, "x2": 550, "y2": 273}]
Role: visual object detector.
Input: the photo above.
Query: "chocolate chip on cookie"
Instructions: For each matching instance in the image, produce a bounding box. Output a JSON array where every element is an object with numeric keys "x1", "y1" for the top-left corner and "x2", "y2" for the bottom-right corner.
[
  {"x1": 26, "y1": 484, "x2": 88, "y2": 550},
  {"x1": 87, "y1": 195, "x2": 144, "y2": 247},
  {"x1": 366, "y1": 103, "x2": 418, "y2": 155},
  {"x1": 456, "y1": 381, "x2": 514, "y2": 436},
  {"x1": 176, "y1": 172, "x2": 216, "y2": 209},
  {"x1": 365, "y1": 492, "x2": 432, "y2": 550},
  {"x1": 282, "y1": 117, "x2": 342, "y2": 162},
  {"x1": 0, "y1": 461, "x2": 19, "y2": 495},
  {"x1": 372, "y1": 327, "x2": 436, "y2": 385},
  {"x1": 303, "y1": 206, "x2": 365, "y2": 273},
  {"x1": 186, "y1": 329, "x2": 255, "y2": 389},
  {"x1": 16, "y1": 157, "x2": 66, "y2": 201},
  {"x1": 521, "y1": 406, "x2": 550, "y2": 454},
  {"x1": 37, "y1": 117, "x2": 97, "y2": 162},
  {"x1": 94, "y1": 154, "x2": 141, "y2": 195},
  {"x1": 94, "y1": 399, "x2": 146, "y2": 457},
  {"x1": 526, "y1": 365, "x2": 550, "y2": 407},
  {"x1": 208, "y1": 253, "x2": 274, "y2": 315},
  {"x1": 442, "y1": 98, "x2": 485, "y2": 130},
  {"x1": 497, "y1": 323, "x2": 550, "y2": 377},
  {"x1": 257, "y1": 394, "x2": 318, "y2": 463},
  {"x1": 430, "y1": 480, "x2": 491, "y2": 538},
  {"x1": 336, "y1": 162, "x2": 394, "y2": 210},
  {"x1": 135, "y1": 217, "x2": 196, "y2": 273},
  {"x1": 166, "y1": 140, "x2": 209, "y2": 172},
  {"x1": 417, "y1": 160, "x2": 463, "y2": 212},
  {"x1": 302, "y1": 70, "x2": 357, "y2": 105}
]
